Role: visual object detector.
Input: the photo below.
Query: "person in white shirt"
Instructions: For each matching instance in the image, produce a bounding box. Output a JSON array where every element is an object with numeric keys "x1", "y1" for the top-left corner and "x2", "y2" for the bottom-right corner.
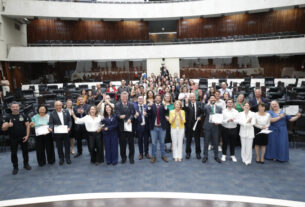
[
  {"x1": 73, "y1": 106, "x2": 104, "y2": 165},
  {"x1": 97, "y1": 95, "x2": 115, "y2": 116},
  {"x1": 178, "y1": 85, "x2": 190, "y2": 103},
  {"x1": 238, "y1": 102, "x2": 256, "y2": 165},
  {"x1": 221, "y1": 99, "x2": 239, "y2": 162},
  {"x1": 219, "y1": 82, "x2": 232, "y2": 98},
  {"x1": 254, "y1": 103, "x2": 270, "y2": 164}
]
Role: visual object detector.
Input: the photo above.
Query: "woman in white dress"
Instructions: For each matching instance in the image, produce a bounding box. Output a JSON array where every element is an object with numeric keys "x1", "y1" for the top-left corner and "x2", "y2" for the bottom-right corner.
[{"x1": 238, "y1": 102, "x2": 256, "y2": 165}]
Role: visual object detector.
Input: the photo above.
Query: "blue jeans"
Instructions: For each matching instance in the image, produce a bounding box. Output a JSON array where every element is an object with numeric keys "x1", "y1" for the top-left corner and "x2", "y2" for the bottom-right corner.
[{"x1": 150, "y1": 127, "x2": 166, "y2": 158}]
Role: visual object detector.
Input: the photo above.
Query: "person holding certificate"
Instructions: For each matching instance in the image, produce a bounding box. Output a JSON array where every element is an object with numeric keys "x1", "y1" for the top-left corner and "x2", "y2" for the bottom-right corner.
[
  {"x1": 30, "y1": 105, "x2": 55, "y2": 167},
  {"x1": 238, "y1": 102, "x2": 256, "y2": 165},
  {"x1": 169, "y1": 100, "x2": 186, "y2": 162},
  {"x1": 73, "y1": 106, "x2": 104, "y2": 165},
  {"x1": 265, "y1": 100, "x2": 301, "y2": 162},
  {"x1": 49, "y1": 101, "x2": 72, "y2": 165},
  {"x1": 115, "y1": 91, "x2": 136, "y2": 164},
  {"x1": 253, "y1": 103, "x2": 270, "y2": 164},
  {"x1": 183, "y1": 93, "x2": 203, "y2": 160},
  {"x1": 202, "y1": 95, "x2": 222, "y2": 164},
  {"x1": 221, "y1": 99, "x2": 239, "y2": 162},
  {"x1": 102, "y1": 104, "x2": 119, "y2": 165}
]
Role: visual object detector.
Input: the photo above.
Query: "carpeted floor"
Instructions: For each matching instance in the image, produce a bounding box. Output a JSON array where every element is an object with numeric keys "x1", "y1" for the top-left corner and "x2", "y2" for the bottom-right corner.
[{"x1": 0, "y1": 141, "x2": 304, "y2": 202}]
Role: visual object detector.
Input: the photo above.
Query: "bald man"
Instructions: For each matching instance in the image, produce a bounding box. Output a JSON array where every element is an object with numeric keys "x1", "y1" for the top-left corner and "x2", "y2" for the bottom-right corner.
[{"x1": 49, "y1": 101, "x2": 72, "y2": 165}]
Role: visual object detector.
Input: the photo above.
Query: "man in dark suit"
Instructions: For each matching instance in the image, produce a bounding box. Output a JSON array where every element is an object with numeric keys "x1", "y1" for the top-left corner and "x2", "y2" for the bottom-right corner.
[
  {"x1": 147, "y1": 94, "x2": 169, "y2": 163},
  {"x1": 249, "y1": 89, "x2": 268, "y2": 112},
  {"x1": 73, "y1": 96, "x2": 90, "y2": 158},
  {"x1": 202, "y1": 95, "x2": 222, "y2": 164},
  {"x1": 115, "y1": 91, "x2": 136, "y2": 164},
  {"x1": 183, "y1": 93, "x2": 203, "y2": 160},
  {"x1": 134, "y1": 95, "x2": 150, "y2": 160},
  {"x1": 49, "y1": 101, "x2": 72, "y2": 165}
]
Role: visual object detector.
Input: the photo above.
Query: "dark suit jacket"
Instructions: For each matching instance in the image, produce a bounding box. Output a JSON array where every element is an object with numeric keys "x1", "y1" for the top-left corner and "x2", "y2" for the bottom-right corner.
[
  {"x1": 115, "y1": 101, "x2": 136, "y2": 132},
  {"x1": 249, "y1": 97, "x2": 268, "y2": 112},
  {"x1": 203, "y1": 104, "x2": 222, "y2": 130},
  {"x1": 49, "y1": 109, "x2": 72, "y2": 133},
  {"x1": 134, "y1": 103, "x2": 149, "y2": 131},
  {"x1": 73, "y1": 104, "x2": 90, "y2": 118},
  {"x1": 183, "y1": 101, "x2": 203, "y2": 130},
  {"x1": 147, "y1": 103, "x2": 168, "y2": 130}
]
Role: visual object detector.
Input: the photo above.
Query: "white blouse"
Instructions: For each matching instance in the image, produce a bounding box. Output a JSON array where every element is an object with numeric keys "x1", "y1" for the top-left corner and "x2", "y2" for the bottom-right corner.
[
  {"x1": 238, "y1": 111, "x2": 256, "y2": 139},
  {"x1": 254, "y1": 113, "x2": 270, "y2": 129},
  {"x1": 75, "y1": 115, "x2": 102, "y2": 132}
]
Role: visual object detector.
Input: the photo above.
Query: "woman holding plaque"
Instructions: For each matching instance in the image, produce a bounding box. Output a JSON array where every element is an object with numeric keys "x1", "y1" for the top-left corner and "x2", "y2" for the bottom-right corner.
[
  {"x1": 265, "y1": 100, "x2": 301, "y2": 162},
  {"x1": 238, "y1": 102, "x2": 255, "y2": 165},
  {"x1": 30, "y1": 105, "x2": 55, "y2": 166}
]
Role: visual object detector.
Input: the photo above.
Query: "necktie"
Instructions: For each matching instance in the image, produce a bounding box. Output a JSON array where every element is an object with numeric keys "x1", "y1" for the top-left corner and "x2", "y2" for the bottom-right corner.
[
  {"x1": 192, "y1": 103, "x2": 196, "y2": 120},
  {"x1": 140, "y1": 105, "x2": 145, "y2": 125},
  {"x1": 156, "y1": 105, "x2": 160, "y2": 125},
  {"x1": 211, "y1": 105, "x2": 214, "y2": 114}
]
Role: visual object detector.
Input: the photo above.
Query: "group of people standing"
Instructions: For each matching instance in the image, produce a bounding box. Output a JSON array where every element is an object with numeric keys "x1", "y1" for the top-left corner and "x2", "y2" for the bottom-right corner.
[{"x1": 1, "y1": 73, "x2": 302, "y2": 175}]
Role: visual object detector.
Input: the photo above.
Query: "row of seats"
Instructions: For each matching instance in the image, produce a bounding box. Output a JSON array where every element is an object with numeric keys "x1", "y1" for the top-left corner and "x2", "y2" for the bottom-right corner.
[
  {"x1": 175, "y1": 31, "x2": 303, "y2": 43},
  {"x1": 28, "y1": 31, "x2": 304, "y2": 47}
]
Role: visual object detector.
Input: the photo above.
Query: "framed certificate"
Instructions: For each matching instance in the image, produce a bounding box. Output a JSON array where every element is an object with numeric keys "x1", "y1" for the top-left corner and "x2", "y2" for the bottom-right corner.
[{"x1": 35, "y1": 125, "x2": 50, "y2": 136}]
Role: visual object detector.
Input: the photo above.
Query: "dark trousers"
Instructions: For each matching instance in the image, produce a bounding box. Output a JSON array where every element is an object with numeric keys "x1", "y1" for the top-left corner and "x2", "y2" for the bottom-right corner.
[
  {"x1": 221, "y1": 127, "x2": 237, "y2": 156},
  {"x1": 35, "y1": 134, "x2": 55, "y2": 166},
  {"x1": 54, "y1": 134, "x2": 70, "y2": 161},
  {"x1": 136, "y1": 125, "x2": 149, "y2": 155},
  {"x1": 10, "y1": 137, "x2": 29, "y2": 169},
  {"x1": 88, "y1": 132, "x2": 104, "y2": 163},
  {"x1": 203, "y1": 127, "x2": 219, "y2": 158},
  {"x1": 185, "y1": 125, "x2": 201, "y2": 155},
  {"x1": 104, "y1": 131, "x2": 119, "y2": 165},
  {"x1": 119, "y1": 131, "x2": 134, "y2": 160},
  {"x1": 75, "y1": 125, "x2": 88, "y2": 155}
]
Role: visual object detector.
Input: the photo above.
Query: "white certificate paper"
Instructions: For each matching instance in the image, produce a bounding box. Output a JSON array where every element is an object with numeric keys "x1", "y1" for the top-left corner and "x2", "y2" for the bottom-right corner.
[
  {"x1": 54, "y1": 125, "x2": 68, "y2": 134},
  {"x1": 210, "y1": 114, "x2": 223, "y2": 124},
  {"x1": 257, "y1": 129, "x2": 272, "y2": 135},
  {"x1": 124, "y1": 121, "x2": 132, "y2": 132},
  {"x1": 35, "y1": 125, "x2": 50, "y2": 136},
  {"x1": 283, "y1": 105, "x2": 299, "y2": 116},
  {"x1": 192, "y1": 120, "x2": 198, "y2": 131}
]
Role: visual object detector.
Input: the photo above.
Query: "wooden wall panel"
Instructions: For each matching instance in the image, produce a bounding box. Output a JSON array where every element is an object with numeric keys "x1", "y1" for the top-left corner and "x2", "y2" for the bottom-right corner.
[
  {"x1": 27, "y1": 20, "x2": 149, "y2": 43},
  {"x1": 178, "y1": 8, "x2": 305, "y2": 38}
]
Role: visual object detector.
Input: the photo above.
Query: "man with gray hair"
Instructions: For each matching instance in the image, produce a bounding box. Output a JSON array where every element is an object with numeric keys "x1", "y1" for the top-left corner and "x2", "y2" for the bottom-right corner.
[
  {"x1": 219, "y1": 82, "x2": 232, "y2": 98},
  {"x1": 49, "y1": 101, "x2": 72, "y2": 165},
  {"x1": 249, "y1": 88, "x2": 268, "y2": 112},
  {"x1": 115, "y1": 91, "x2": 136, "y2": 164}
]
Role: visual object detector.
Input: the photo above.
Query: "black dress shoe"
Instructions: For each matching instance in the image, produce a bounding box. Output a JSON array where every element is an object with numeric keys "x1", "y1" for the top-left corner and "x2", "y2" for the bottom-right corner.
[
  {"x1": 130, "y1": 159, "x2": 134, "y2": 164},
  {"x1": 185, "y1": 153, "x2": 190, "y2": 159},
  {"x1": 59, "y1": 160, "x2": 64, "y2": 165},
  {"x1": 214, "y1": 157, "x2": 221, "y2": 163},
  {"x1": 196, "y1": 154, "x2": 201, "y2": 159},
  {"x1": 66, "y1": 159, "x2": 72, "y2": 164},
  {"x1": 74, "y1": 153, "x2": 82, "y2": 158},
  {"x1": 24, "y1": 164, "x2": 32, "y2": 171},
  {"x1": 202, "y1": 157, "x2": 208, "y2": 163},
  {"x1": 121, "y1": 158, "x2": 126, "y2": 164},
  {"x1": 12, "y1": 168, "x2": 18, "y2": 175}
]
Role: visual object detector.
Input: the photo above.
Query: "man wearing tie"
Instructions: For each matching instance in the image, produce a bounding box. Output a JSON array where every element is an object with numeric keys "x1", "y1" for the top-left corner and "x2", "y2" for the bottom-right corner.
[
  {"x1": 183, "y1": 93, "x2": 203, "y2": 160},
  {"x1": 73, "y1": 96, "x2": 90, "y2": 158},
  {"x1": 49, "y1": 101, "x2": 72, "y2": 165},
  {"x1": 134, "y1": 95, "x2": 150, "y2": 160},
  {"x1": 147, "y1": 94, "x2": 169, "y2": 163},
  {"x1": 202, "y1": 95, "x2": 222, "y2": 164},
  {"x1": 115, "y1": 91, "x2": 136, "y2": 164}
]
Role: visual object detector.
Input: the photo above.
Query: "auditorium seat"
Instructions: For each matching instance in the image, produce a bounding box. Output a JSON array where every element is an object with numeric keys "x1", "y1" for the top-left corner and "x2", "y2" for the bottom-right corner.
[{"x1": 295, "y1": 115, "x2": 305, "y2": 143}]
